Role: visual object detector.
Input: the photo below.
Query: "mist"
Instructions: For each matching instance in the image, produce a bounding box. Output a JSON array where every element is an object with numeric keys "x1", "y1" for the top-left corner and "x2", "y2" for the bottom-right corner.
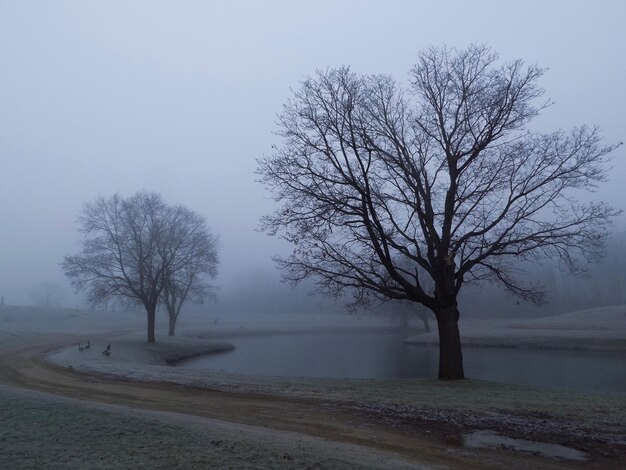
[
  {"x1": 2, "y1": 3, "x2": 626, "y2": 468},
  {"x1": 1, "y1": 1, "x2": 624, "y2": 318}
]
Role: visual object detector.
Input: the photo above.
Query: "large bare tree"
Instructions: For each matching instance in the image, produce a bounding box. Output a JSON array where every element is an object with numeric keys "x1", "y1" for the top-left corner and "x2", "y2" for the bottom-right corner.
[
  {"x1": 258, "y1": 45, "x2": 621, "y2": 379},
  {"x1": 160, "y1": 205, "x2": 218, "y2": 336},
  {"x1": 62, "y1": 192, "x2": 214, "y2": 343}
]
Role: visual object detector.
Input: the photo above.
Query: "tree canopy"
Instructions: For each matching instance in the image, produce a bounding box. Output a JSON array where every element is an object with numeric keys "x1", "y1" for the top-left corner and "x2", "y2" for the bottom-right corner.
[
  {"x1": 160, "y1": 205, "x2": 218, "y2": 336},
  {"x1": 63, "y1": 191, "x2": 218, "y2": 342},
  {"x1": 258, "y1": 44, "x2": 621, "y2": 378}
]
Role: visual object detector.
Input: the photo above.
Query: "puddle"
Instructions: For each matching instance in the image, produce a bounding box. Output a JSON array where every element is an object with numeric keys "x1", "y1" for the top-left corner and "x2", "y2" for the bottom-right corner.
[{"x1": 464, "y1": 430, "x2": 587, "y2": 461}]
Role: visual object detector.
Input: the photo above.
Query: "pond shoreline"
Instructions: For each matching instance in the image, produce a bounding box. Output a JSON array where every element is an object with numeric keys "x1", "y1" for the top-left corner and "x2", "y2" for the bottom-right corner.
[
  {"x1": 39, "y1": 332, "x2": 626, "y2": 467},
  {"x1": 2, "y1": 306, "x2": 626, "y2": 468},
  {"x1": 406, "y1": 305, "x2": 626, "y2": 353}
]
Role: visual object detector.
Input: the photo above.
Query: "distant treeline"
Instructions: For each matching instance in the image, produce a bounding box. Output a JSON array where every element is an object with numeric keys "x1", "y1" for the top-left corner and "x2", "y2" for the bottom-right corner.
[{"x1": 213, "y1": 231, "x2": 626, "y2": 320}]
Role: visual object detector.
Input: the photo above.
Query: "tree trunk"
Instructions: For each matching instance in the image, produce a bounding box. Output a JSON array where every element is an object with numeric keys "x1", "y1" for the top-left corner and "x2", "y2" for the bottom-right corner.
[
  {"x1": 168, "y1": 313, "x2": 177, "y2": 336},
  {"x1": 146, "y1": 306, "x2": 156, "y2": 343},
  {"x1": 435, "y1": 306, "x2": 464, "y2": 379}
]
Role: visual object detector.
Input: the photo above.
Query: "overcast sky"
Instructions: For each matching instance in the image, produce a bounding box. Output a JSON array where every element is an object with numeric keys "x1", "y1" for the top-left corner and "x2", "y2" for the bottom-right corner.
[{"x1": 1, "y1": 0, "x2": 624, "y2": 307}]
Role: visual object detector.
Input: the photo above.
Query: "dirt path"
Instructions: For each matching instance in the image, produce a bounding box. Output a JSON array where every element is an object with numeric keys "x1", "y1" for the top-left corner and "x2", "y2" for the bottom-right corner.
[{"x1": 0, "y1": 335, "x2": 619, "y2": 469}]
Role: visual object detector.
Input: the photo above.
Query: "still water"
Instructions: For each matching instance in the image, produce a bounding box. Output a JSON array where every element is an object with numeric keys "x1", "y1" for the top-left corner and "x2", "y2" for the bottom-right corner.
[{"x1": 178, "y1": 330, "x2": 626, "y2": 392}]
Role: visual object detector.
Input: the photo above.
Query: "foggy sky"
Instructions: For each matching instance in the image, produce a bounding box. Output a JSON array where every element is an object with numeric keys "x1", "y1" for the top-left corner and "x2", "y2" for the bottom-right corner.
[{"x1": 1, "y1": 0, "x2": 625, "y2": 308}]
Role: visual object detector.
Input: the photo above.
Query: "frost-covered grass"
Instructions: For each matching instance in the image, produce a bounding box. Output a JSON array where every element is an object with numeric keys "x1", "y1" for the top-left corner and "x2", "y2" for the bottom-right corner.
[
  {"x1": 1, "y1": 307, "x2": 431, "y2": 469},
  {"x1": 46, "y1": 334, "x2": 626, "y2": 435},
  {"x1": 0, "y1": 386, "x2": 417, "y2": 469},
  {"x1": 6, "y1": 305, "x2": 626, "y2": 438},
  {"x1": 49, "y1": 335, "x2": 234, "y2": 368},
  {"x1": 0, "y1": 306, "x2": 146, "y2": 350},
  {"x1": 406, "y1": 305, "x2": 626, "y2": 352},
  {"x1": 302, "y1": 377, "x2": 626, "y2": 432}
]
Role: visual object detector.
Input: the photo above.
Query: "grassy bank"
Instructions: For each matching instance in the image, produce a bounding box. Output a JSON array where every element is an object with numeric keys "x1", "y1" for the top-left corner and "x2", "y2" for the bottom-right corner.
[
  {"x1": 0, "y1": 387, "x2": 418, "y2": 469},
  {"x1": 47, "y1": 335, "x2": 626, "y2": 434}
]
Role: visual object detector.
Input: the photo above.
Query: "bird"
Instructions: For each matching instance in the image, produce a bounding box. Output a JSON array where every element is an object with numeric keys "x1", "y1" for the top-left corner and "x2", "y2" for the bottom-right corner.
[
  {"x1": 84, "y1": 340, "x2": 90, "y2": 350},
  {"x1": 102, "y1": 344, "x2": 111, "y2": 357},
  {"x1": 78, "y1": 340, "x2": 91, "y2": 352}
]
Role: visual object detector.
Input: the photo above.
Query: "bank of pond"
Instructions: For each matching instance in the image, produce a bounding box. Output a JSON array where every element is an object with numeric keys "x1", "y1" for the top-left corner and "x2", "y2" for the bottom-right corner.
[{"x1": 177, "y1": 330, "x2": 626, "y2": 393}]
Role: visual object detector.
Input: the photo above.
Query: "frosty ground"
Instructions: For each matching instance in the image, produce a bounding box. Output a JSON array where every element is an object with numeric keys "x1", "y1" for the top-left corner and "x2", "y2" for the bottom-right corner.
[{"x1": 1, "y1": 305, "x2": 625, "y2": 469}]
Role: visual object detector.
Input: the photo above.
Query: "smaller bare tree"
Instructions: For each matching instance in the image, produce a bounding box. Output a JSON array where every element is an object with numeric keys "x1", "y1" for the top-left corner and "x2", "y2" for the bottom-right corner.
[
  {"x1": 63, "y1": 192, "x2": 172, "y2": 343},
  {"x1": 160, "y1": 205, "x2": 218, "y2": 336}
]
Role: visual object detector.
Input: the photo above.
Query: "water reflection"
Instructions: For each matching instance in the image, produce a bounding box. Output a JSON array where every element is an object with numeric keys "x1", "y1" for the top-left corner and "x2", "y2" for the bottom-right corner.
[
  {"x1": 178, "y1": 331, "x2": 626, "y2": 392},
  {"x1": 464, "y1": 430, "x2": 587, "y2": 461}
]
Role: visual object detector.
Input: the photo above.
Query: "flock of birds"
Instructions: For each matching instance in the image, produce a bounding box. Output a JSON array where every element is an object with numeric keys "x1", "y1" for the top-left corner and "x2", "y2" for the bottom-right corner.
[{"x1": 78, "y1": 341, "x2": 111, "y2": 357}]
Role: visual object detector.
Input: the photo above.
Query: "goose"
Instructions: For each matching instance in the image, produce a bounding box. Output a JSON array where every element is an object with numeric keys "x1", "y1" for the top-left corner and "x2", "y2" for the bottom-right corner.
[
  {"x1": 102, "y1": 344, "x2": 111, "y2": 357},
  {"x1": 78, "y1": 340, "x2": 91, "y2": 352}
]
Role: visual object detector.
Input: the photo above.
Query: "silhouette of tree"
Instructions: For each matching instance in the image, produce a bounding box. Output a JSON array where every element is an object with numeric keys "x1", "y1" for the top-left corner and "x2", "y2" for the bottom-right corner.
[
  {"x1": 160, "y1": 205, "x2": 218, "y2": 336},
  {"x1": 63, "y1": 191, "x2": 218, "y2": 343},
  {"x1": 258, "y1": 44, "x2": 621, "y2": 379}
]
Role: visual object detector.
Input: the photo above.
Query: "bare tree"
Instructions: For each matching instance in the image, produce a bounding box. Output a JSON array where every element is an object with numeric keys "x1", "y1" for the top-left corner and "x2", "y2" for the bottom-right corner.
[
  {"x1": 160, "y1": 205, "x2": 218, "y2": 336},
  {"x1": 63, "y1": 192, "x2": 173, "y2": 343},
  {"x1": 258, "y1": 45, "x2": 621, "y2": 379}
]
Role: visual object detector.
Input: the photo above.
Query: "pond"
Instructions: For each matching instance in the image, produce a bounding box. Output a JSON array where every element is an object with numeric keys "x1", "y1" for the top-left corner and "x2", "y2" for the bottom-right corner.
[{"x1": 177, "y1": 330, "x2": 626, "y2": 392}]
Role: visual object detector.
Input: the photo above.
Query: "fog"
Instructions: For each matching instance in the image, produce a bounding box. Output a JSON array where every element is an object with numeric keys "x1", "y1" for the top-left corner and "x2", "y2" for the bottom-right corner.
[{"x1": 1, "y1": 0, "x2": 624, "y2": 317}]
